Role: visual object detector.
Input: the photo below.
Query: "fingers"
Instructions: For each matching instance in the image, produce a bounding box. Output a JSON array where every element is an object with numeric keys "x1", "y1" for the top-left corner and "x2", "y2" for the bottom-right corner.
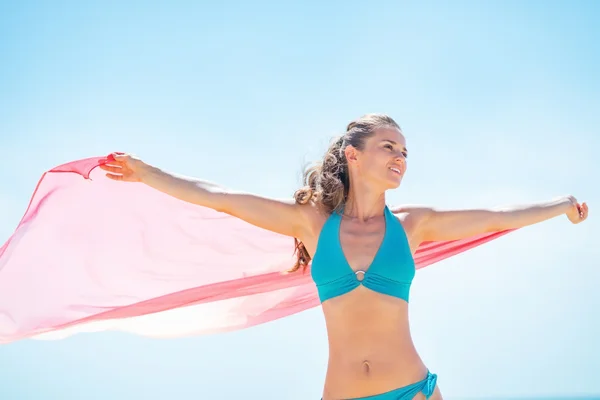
[
  {"x1": 104, "y1": 172, "x2": 125, "y2": 181},
  {"x1": 99, "y1": 153, "x2": 140, "y2": 182},
  {"x1": 100, "y1": 153, "x2": 129, "y2": 171},
  {"x1": 107, "y1": 152, "x2": 127, "y2": 162},
  {"x1": 100, "y1": 165, "x2": 134, "y2": 181},
  {"x1": 99, "y1": 160, "x2": 127, "y2": 180},
  {"x1": 572, "y1": 201, "x2": 588, "y2": 223},
  {"x1": 98, "y1": 164, "x2": 122, "y2": 173},
  {"x1": 580, "y1": 202, "x2": 589, "y2": 220},
  {"x1": 112, "y1": 153, "x2": 128, "y2": 162}
]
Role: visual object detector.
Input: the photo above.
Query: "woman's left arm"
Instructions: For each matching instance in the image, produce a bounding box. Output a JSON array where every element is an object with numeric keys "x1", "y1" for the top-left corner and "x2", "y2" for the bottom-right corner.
[{"x1": 399, "y1": 195, "x2": 588, "y2": 242}]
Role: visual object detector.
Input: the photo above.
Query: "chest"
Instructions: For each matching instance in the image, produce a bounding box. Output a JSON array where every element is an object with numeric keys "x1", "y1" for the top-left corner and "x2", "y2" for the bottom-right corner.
[
  {"x1": 309, "y1": 209, "x2": 417, "y2": 288},
  {"x1": 338, "y1": 219, "x2": 387, "y2": 272}
]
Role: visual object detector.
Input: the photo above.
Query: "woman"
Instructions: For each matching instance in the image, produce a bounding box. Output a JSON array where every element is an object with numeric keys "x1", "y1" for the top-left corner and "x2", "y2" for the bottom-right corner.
[{"x1": 100, "y1": 113, "x2": 588, "y2": 400}]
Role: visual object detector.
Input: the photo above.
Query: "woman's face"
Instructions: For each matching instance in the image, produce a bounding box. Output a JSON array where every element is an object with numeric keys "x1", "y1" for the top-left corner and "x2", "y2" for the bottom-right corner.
[{"x1": 345, "y1": 127, "x2": 408, "y2": 191}]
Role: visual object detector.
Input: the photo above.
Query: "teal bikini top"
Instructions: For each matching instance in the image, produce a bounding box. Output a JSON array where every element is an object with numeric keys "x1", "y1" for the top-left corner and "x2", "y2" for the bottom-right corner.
[{"x1": 310, "y1": 205, "x2": 416, "y2": 303}]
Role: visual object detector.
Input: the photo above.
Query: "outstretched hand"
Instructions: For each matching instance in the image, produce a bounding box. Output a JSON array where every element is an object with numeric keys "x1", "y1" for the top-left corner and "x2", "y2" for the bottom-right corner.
[
  {"x1": 99, "y1": 152, "x2": 150, "y2": 182},
  {"x1": 565, "y1": 195, "x2": 588, "y2": 224}
]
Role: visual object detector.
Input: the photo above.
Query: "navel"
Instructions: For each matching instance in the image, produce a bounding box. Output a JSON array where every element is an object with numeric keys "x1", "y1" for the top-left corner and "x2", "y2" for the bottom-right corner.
[{"x1": 362, "y1": 360, "x2": 371, "y2": 374}]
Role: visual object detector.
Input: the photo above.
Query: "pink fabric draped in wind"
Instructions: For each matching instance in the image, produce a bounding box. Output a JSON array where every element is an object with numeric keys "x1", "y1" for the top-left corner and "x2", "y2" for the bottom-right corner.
[{"x1": 0, "y1": 155, "x2": 514, "y2": 343}]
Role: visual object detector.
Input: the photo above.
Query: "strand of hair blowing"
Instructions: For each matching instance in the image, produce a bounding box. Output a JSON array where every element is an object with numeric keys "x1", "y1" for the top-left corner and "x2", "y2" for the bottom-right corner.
[
  {"x1": 290, "y1": 135, "x2": 347, "y2": 272},
  {"x1": 289, "y1": 114, "x2": 400, "y2": 273}
]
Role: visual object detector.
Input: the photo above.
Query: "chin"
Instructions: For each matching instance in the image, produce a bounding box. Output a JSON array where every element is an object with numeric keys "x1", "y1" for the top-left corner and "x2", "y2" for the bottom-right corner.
[{"x1": 384, "y1": 177, "x2": 403, "y2": 190}]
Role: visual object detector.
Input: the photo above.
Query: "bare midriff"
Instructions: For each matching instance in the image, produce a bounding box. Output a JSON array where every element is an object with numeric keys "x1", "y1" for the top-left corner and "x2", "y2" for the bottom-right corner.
[{"x1": 319, "y1": 286, "x2": 428, "y2": 400}]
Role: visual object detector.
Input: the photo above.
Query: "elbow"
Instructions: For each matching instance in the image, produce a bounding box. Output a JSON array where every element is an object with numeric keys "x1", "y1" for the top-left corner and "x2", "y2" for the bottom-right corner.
[{"x1": 201, "y1": 188, "x2": 230, "y2": 214}]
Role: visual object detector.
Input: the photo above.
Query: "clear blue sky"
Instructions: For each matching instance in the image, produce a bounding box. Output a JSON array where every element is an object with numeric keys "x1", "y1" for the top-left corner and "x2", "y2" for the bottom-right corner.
[{"x1": 1, "y1": 1, "x2": 599, "y2": 399}]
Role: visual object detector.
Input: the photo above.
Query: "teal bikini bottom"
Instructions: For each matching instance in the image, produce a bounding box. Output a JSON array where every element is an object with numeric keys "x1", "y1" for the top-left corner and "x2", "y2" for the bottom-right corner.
[{"x1": 322, "y1": 370, "x2": 437, "y2": 400}]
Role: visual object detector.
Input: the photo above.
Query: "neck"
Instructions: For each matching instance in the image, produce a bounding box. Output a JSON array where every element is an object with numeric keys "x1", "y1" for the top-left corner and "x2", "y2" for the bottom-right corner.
[{"x1": 343, "y1": 181, "x2": 386, "y2": 223}]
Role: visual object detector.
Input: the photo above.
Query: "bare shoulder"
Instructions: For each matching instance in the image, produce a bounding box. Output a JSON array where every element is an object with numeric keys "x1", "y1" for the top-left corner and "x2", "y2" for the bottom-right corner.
[
  {"x1": 295, "y1": 200, "x2": 331, "y2": 256},
  {"x1": 389, "y1": 204, "x2": 433, "y2": 224},
  {"x1": 389, "y1": 204, "x2": 434, "y2": 250}
]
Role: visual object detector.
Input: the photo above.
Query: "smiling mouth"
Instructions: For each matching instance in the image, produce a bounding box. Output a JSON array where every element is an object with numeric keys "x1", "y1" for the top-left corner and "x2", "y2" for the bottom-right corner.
[{"x1": 389, "y1": 167, "x2": 403, "y2": 176}]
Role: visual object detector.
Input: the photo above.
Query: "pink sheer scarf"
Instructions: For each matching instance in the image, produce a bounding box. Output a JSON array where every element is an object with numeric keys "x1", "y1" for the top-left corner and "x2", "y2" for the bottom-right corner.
[{"x1": 0, "y1": 155, "x2": 513, "y2": 343}]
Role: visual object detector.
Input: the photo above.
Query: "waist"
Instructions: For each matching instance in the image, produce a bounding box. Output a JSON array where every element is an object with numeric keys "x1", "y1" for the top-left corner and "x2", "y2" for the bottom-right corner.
[
  {"x1": 326, "y1": 322, "x2": 421, "y2": 367},
  {"x1": 327, "y1": 343, "x2": 423, "y2": 372},
  {"x1": 321, "y1": 289, "x2": 426, "y2": 398}
]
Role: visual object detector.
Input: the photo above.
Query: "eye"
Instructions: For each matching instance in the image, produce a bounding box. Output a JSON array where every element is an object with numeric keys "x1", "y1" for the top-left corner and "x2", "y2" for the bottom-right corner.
[
  {"x1": 402, "y1": 152, "x2": 408, "y2": 158},
  {"x1": 384, "y1": 144, "x2": 394, "y2": 150}
]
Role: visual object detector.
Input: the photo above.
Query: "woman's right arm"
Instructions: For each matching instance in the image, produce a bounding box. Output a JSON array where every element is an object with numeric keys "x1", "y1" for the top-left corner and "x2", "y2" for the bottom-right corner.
[{"x1": 100, "y1": 154, "x2": 311, "y2": 239}]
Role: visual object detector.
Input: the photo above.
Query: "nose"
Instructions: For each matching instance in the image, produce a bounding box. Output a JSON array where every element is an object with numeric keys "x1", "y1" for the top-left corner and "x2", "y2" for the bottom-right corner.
[{"x1": 395, "y1": 153, "x2": 406, "y2": 163}]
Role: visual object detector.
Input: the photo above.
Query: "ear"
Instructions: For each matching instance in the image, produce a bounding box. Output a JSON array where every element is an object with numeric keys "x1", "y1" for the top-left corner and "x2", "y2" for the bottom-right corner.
[{"x1": 344, "y1": 145, "x2": 359, "y2": 164}]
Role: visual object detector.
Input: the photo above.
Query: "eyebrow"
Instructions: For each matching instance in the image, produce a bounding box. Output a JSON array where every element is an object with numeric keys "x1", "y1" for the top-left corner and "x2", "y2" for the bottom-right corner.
[{"x1": 382, "y1": 139, "x2": 408, "y2": 152}]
